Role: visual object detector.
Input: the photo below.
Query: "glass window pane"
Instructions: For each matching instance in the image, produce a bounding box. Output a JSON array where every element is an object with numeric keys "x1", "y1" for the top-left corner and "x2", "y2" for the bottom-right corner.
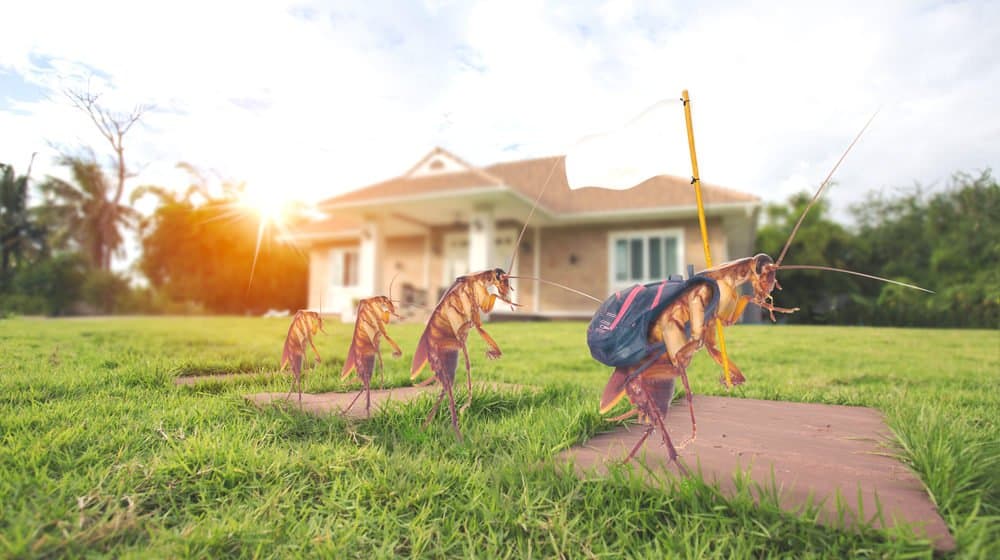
[
  {"x1": 330, "y1": 250, "x2": 343, "y2": 287},
  {"x1": 344, "y1": 251, "x2": 359, "y2": 287},
  {"x1": 664, "y1": 237, "x2": 678, "y2": 276},
  {"x1": 614, "y1": 239, "x2": 628, "y2": 281},
  {"x1": 629, "y1": 238, "x2": 643, "y2": 280},
  {"x1": 648, "y1": 237, "x2": 662, "y2": 280}
]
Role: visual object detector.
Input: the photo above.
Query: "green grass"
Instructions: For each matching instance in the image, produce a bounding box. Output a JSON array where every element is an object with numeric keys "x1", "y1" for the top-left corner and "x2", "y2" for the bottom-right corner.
[{"x1": 0, "y1": 317, "x2": 997, "y2": 558}]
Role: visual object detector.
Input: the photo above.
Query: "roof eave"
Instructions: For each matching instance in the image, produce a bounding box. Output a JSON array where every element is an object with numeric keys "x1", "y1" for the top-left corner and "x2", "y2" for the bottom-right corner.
[
  {"x1": 551, "y1": 201, "x2": 760, "y2": 224},
  {"x1": 318, "y1": 184, "x2": 558, "y2": 218}
]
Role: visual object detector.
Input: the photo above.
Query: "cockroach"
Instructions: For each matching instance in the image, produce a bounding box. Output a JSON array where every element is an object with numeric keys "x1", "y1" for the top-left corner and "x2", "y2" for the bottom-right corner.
[
  {"x1": 590, "y1": 113, "x2": 931, "y2": 466},
  {"x1": 340, "y1": 294, "x2": 404, "y2": 417},
  {"x1": 410, "y1": 160, "x2": 597, "y2": 440},
  {"x1": 681, "y1": 112, "x2": 932, "y2": 388},
  {"x1": 409, "y1": 268, "x2": 518, "y2": 440},
  {"x1": 280, "y1": 310, "x2": 326, "y2": 405},
  {"x1": 590, "y1": 275, "x2": 720, "y2": 469}
]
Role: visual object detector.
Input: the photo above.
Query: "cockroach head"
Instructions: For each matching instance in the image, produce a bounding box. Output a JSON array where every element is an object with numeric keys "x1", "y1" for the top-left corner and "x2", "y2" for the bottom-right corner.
[
  {"x1": 305, "y1": 310, "x2": 326, "y2": 334},
  {"x1": 373, "y1": 295, "x2": 401, "y2": 320},
  {"x1": 750, "y1": 253, "x2": 779, "y2": 300},
  {"x1": 490, "y1": 267, "x2": 516, "y2": 304}
]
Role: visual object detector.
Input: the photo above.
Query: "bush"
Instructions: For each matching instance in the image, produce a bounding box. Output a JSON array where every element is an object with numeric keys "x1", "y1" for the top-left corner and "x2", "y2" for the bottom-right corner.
[
  {"x1": 0, "y1": 293, "x2": 48, "y2": 317},
  {"x1": 81, "y1": 269, "x2": 132, "y2": 314},
  {"x1": 10, "y1": 253, "x2": 88, "y2": 316}
]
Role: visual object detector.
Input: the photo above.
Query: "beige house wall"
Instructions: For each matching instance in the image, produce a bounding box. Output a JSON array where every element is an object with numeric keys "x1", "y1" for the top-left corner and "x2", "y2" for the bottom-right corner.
[
  {"x1": 535, "y1": 218, "x2": 730, "y2": 313},
  {"x1": 307, "y1": 216, "x2": 742, "y2": 319},
  {"x1": 306, "y1": 240, "x2": 363, "y2": 312},
  {"x1": 381, "y1": 235, "x2": 427, "y2": 297}
]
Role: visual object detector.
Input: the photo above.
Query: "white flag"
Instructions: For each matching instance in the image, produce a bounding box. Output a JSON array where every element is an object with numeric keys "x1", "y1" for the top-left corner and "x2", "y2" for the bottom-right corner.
[{"x1": 564, "y1": 98, "x2": 691, "y2": 190}]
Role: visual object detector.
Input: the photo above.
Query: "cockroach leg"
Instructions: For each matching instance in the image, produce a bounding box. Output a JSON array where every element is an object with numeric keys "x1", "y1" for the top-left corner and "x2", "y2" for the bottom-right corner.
[
  {"x1": 607, "y1": 408, "x2": 639, "y2": 423},
  {"x1": 677, "y1": 371, "x2": 697, "y2": 449},
  {"x1": 624, "y1": 425, "x2": 655, "y2": 463},
  {"x1": 459, "y1": 344, "x2": 472, "y2": 414},
  {"x1": 423, "y1": 390, "x2": 445, "y2": 429}
]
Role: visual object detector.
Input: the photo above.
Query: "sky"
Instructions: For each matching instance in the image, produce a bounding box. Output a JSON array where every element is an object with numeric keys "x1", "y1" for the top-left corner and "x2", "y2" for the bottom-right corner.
[{"x1": 1, "y1": 0, "x2": 997, "y2": 225}]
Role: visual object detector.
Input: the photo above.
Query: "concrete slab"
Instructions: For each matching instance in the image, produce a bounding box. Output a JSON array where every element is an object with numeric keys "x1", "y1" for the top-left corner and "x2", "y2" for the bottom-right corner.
[
  {"x1": 558, "y1": 395, "x2": 955, "y2": 552},
  {"x1": 174, "y1": 372, "x2": 279, "y2": 386},
  {"x1": 245, "y1": 382, "x2": 532, "y2": 420}
]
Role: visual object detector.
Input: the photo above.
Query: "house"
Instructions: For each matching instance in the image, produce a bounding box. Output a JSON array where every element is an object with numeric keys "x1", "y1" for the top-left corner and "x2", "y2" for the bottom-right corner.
[{"x1": 291, "y1": 147, "x2": 761, "y2": 321}]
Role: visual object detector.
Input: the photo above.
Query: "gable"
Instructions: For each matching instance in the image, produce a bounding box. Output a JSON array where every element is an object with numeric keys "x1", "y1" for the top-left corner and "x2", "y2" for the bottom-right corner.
[{"x1": 407, "y1": 148, "x2": 474, "y2": 177}]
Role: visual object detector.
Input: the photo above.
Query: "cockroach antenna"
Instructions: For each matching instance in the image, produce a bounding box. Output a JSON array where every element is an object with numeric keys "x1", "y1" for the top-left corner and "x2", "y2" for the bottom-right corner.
[
  {"x1": 506, "y1": 275, "x2": 603, "y2": 304},
  {"x1": 501, "y1": 157, "x2": 604, "y2": 304},
  {"x1": 776, "y1": 265, "x2": 934, "y2": 293},
  {"x1": 775, "y1": 110, "x2": 879, "y2": 267},
  {"x1": 768, "y1": 109, "x2": 933, "y2": 294},
  {"x1": 506, "y1": 157, "x2": 562, "y2": 276},
  {"x1": 388, "y1": 272, "x2": 400, "y2": 303}
]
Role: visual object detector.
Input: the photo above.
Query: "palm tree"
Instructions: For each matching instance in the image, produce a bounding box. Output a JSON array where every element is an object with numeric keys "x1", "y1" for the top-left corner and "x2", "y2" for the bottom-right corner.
[
  {"x1": 38, "y1": 155, "x2": 140, "y2": 271},
  {"x1": 1, "y1": 155, "x2": 48, "y2": 281}
]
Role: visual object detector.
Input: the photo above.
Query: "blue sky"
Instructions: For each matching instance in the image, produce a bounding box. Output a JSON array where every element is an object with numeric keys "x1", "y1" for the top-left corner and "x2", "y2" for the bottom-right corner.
[{"x1": 1, "y1": 0, "x2": 997, "y2": 221}]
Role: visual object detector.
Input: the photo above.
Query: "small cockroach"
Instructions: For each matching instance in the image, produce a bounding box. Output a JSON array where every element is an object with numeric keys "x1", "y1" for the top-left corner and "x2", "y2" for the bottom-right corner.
[
  {"x1": 409, "y1": 268, "x2": 517, "y2": 440},
  {"x1": 409, "y1": 160, "x2": 595, "y2": 440},
  {"x1": 340, "y1": 293, "x2": 404, "y2": 417},
  {"x1": 280, "y1": 309, "x2": 325, "y2": 405}
]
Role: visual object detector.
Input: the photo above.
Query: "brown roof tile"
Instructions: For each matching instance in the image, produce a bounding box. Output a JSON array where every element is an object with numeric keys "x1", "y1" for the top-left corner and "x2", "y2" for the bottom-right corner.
[
  {"x1": 485, "y1": 156, "x2": 759, "y2": 214},
  {"x1": 319, "y1": 151, "x2": 759, "y2": 214}
]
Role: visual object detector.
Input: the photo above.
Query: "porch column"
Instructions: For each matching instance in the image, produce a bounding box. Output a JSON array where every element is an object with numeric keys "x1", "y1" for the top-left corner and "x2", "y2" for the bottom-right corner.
[
  {"x1": 359, "y1": 217, "x2": 385, "y2": 296},
  {"x1": 467, "y1": 205, "x2": 495, "y2": 272}
]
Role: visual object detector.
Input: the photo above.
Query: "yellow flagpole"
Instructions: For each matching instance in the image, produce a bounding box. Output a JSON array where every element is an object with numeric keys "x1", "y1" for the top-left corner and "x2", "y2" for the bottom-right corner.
[{"x1": 681, "y1": 89, "x2": 734, "y2": 389}]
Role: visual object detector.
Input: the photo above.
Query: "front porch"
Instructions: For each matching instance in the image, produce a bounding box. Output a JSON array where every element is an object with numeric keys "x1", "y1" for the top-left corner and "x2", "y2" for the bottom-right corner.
[{"x1": 307, "y1": 188, "x2": 546, "y2": 320}]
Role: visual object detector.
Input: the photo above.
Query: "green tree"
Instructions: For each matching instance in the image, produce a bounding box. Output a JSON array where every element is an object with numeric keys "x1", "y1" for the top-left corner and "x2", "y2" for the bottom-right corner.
[
  {"x1": 1, "y1": 156, "x2": 48, "y2": 283},
  {"x1": 850, "y1": 169, "x2": 999, "y2": 327},
  {"x1": 9, "y1": 253, "x2": 88, "y2": 316},
  {"x1": 37, "y1": 155, "x2": 140, "y2": 270},
  {"x1": 134, "y1": 167, "x2": 307, "y2": 314}
]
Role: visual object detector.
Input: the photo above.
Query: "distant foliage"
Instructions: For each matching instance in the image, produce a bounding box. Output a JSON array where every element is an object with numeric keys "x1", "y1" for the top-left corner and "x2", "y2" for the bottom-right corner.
[
  {"x1": 134, "y1": 175, "x2": 307, "y2": 314},
  {"x1": 756, "y1": 192, "x2": 863, "y2": 324},
  {"x1": 1, "y1": 161, "x2": 48, "y2": 286},
  {"x1": 6, "y1": 253, "x2": 88, "y2": 316},
  {"x1": 757, "y1": 170, "x2": 999, "y2": 328}
]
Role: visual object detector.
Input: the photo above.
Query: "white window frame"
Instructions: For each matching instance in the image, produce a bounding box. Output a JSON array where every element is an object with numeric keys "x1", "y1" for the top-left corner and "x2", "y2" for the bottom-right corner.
[
  {"x1": 329, "y1": 248, "x2": 360, "y2": 288},
  {"x1": 607, "y1": 227, "x2": 685, "y2": 291}
]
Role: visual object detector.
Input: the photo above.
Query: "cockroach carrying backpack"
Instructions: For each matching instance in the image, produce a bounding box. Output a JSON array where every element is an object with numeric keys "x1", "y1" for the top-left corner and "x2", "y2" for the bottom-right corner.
[{"x1": 587, "y1": 275, "x2": 721, "y2": 368}]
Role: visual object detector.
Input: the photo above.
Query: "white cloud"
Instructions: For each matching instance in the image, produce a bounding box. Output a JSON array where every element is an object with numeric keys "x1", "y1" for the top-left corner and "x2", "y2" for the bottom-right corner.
[{"x1": 0, "y1": 0, "x2": 996, "y2": 227}]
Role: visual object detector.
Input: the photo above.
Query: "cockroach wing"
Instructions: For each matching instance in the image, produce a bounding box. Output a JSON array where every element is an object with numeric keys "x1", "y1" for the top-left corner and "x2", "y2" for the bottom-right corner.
[
  {"x1": 340, "y1": 340, "x2": 358, "y2": 380},
  {"x1": 600, "y1": 367, "x2": 631, "y2": 414},
  {"x1": 410, "y1": 329, "x2": 431, "y2": 379},
  {"x1": 280, "y1": 336, "x2": 297, "y2": 372}
]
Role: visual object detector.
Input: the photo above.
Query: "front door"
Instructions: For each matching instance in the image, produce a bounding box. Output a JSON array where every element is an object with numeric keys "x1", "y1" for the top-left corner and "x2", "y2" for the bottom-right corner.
[{"x1": 442, "y1": 232, "x2": 469, "y2": 285}]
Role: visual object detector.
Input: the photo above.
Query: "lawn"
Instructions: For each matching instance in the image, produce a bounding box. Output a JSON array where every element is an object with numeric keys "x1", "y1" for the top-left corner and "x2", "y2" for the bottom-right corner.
[{"x1": 1, "y1": 317, "x2": 997, "y2": 558}]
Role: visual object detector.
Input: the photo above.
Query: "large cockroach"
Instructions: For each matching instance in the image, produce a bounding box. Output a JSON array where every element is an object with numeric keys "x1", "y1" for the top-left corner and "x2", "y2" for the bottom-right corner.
[
  {"x1": 591, "y1": 113, "x2": 931, "y2": 467},
  {"x1": 280, "y1": 309, "x2": 325, "y2": 405},
  {"x1": 673, "y1": 113, "x2": 931, "y2": 388},
  {"x1": 340, "y1": 292, "x2": 404, "y2": 417},
  {"x1": 590, "y1": 274, "x2": 720, "y2": 469}
]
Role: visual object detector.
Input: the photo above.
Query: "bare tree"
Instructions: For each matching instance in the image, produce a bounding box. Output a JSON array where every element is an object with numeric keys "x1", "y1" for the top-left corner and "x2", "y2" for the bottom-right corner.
[{"x1": 62, "y1": 88, "x2": 148, "y2": 270}]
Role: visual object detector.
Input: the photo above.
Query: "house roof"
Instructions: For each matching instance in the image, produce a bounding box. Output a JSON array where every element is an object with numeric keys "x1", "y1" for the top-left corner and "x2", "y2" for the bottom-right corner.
[
  {"x1": 318, "y1": 147, "x2": 759, "y2": 216},
  {"x1": 285, "y1": 214, "x2": 361, "y2": 240}
]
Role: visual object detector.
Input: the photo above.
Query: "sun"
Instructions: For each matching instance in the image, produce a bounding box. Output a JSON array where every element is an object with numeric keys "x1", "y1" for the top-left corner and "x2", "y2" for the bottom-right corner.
[{"x1": 240, "y1": 186, "x2": 290, "y2": 227}]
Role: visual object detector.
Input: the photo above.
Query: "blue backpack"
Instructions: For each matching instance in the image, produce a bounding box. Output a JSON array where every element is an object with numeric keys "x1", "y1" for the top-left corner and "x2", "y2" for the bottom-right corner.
[{"x1": 587, "y1": 274, "x2": 720, "y2": 369}]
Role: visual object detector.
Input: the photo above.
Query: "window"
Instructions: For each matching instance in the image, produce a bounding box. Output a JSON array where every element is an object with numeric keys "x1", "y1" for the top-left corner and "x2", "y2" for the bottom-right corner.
[
  {"x1": 609, "y1": 229, "x2": 683, "y2": 288},
  {"x1": 330, "y1": 248, "x2": 360, "y2": 287}
]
